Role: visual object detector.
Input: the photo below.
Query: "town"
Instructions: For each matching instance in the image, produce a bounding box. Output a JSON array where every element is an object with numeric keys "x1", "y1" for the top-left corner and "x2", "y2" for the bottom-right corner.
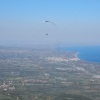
[{"x1": 0, "y1": 46, "x2": 100, "y2": 100}]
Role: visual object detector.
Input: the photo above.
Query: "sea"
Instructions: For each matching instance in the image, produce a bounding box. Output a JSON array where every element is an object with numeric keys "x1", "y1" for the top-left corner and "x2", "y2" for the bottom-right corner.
[{"x1": 57, "y1": 46, "x2": 100, "y2": 63}]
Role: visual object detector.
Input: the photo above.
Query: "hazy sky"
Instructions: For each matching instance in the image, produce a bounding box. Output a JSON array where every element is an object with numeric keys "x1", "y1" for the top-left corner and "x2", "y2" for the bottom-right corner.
[{"x1": 0, "y1": 0, "x2": 100, "y2": 46}]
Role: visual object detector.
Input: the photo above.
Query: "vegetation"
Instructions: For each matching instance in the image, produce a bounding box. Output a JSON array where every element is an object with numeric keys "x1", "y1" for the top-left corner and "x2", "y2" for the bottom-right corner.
[{"x1": 0, "y1": 47, "x2": 99, "y2": 99}]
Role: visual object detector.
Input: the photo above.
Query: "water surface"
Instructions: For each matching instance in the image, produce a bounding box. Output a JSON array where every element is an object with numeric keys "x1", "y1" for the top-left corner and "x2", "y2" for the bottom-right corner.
[{"x1": 58, "y1": 46, "x2": 100, "y2": 63}]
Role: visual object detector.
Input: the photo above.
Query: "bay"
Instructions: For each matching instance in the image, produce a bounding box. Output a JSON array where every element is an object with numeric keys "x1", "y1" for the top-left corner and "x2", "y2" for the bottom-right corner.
[{"x1": 57, "y1": 46, "x2": 100, "y2": 63}]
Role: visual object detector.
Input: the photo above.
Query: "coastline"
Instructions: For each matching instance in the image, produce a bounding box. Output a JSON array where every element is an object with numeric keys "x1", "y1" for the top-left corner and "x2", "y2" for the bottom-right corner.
[
  {"x1": 58, "y1": 46, "x2": 100, "y2": 63},
  {"x1": 75, "y1": 52, "x2": 80, "y2": 60}
]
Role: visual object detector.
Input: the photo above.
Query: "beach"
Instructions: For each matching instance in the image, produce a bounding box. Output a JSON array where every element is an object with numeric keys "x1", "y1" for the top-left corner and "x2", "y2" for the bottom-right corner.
[{"x1": 75, "y1": 52, "x2": 80, "y2": 60}]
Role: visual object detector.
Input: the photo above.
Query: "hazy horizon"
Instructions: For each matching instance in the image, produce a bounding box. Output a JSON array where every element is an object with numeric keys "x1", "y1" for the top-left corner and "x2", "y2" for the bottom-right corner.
[{"x1": 0, "y1": 0, "x2": 100, "y2": 46}]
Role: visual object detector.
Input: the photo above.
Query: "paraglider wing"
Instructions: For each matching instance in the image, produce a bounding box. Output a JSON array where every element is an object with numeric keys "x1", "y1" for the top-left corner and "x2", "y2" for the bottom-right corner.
[
  {"x1": 40, "y1": 20, "x2": 55, "y2": 25},
  {"x1": 48, "y1": 21, "x2": 55, "y2": 25},
  {"x1": 39, "y1": 21, "x2": 45, "y2": 24}
]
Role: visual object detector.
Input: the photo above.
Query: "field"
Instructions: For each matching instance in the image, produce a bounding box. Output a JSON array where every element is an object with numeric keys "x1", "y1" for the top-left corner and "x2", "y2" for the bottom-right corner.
[{"x1": 0, "y1": 47, "x2": 100, "y2": 100}]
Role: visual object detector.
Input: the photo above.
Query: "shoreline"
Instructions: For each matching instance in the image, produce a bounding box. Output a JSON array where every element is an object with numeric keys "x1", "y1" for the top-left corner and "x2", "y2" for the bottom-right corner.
[{"x1": 75, "y1": 52, "x2": 80, "y2": 60}]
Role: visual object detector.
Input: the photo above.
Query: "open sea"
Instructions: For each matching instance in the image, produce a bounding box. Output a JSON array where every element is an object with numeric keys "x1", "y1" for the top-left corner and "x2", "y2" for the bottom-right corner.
[{"x1": 57, "y1": 46, "x2": 100, "y2": 63}]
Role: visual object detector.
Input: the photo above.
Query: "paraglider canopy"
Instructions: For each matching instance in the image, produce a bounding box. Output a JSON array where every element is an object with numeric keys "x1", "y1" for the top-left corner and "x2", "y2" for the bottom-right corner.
[{"x1": 40, "y1": 20, "x2": 55, "y2": 26}]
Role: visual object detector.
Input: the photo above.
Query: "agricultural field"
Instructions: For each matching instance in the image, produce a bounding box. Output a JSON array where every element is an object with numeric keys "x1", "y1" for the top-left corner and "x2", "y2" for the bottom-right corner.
[{"x1": 0, "y1": 47, "x2": 100, "y2": 100}]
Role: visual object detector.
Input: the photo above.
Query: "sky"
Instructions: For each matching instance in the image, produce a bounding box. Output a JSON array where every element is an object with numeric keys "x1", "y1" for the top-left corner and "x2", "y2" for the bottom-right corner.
[{"x1": 0, "y1": 0, "x2": 100, "y2": 46}]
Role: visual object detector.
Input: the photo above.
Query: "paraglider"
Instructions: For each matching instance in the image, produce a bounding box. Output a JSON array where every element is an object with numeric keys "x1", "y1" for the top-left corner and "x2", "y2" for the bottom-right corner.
[
  {"x1": 40, "y1": 20, "x2": 55, "y2": 26},
  {"x1": 40, "y1": 20, "x2": 55, "y2": 35},
  {"x1": 46, "y1": 33, "x2": 48, "y2": 35}
]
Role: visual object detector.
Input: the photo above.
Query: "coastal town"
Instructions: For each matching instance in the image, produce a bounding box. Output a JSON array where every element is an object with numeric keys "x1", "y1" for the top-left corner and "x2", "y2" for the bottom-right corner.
[{"x1": 0, "y1": 46, "x2": 100, "y2": 100}]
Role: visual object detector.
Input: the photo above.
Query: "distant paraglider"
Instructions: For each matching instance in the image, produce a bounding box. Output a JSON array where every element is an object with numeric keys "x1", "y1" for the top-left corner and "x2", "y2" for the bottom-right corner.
[
  {"x1": 40, "y1": 20, "x2": 55, "y2": 35},
  {"x1": 40, "y1": 20, "x2": 55, "y2": 26},
  {"x1": 46, "y1": 33, "x2": 48, "y2": 35}
]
